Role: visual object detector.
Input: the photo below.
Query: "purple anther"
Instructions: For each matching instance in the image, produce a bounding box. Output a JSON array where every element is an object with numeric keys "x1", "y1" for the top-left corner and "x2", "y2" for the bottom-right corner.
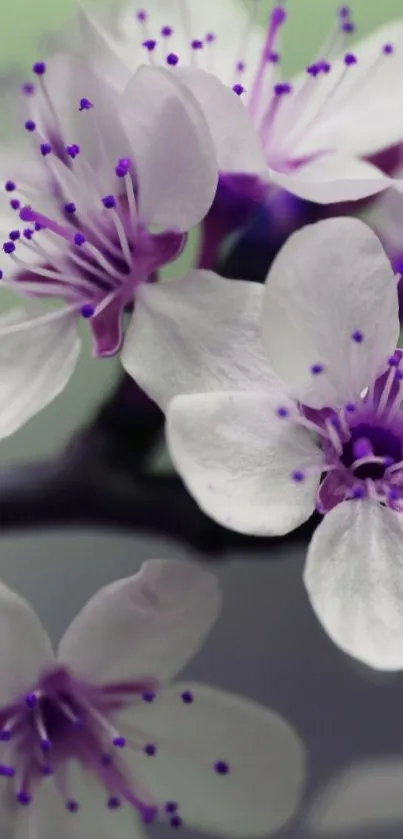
[
  {"x1": 232, "y1": 84, "x2": 245, "y2": 96},
  {"x1": 9, "y1": 230, "x2": 20, "y2": 242},
  {"x1": 35, "y1": 222, "x2": 43, "y2": 231},
  {"x1": 40, "y1": 739, "x2": 51, "y2": 753},
  {"x1": 115, "y1": 158, "x2": 131, "y2": 178},
  {"x1": 236, "y1": 60, "x2": 246, "y2": 72},
  {"x1": 10, "y1": 199, "x2": 20, "y2": 211},
  {"x1": 102, "y1": 195, "x2": 117, "y2": 209},
  {"x1": 165, "y1": 802, "x2": 179, "y2": 814},
  {"x1": 142, "y1": 39, "x2": 157, "y2": 51},
  {"x1": 64, "y1": 202, "x2": 76, "y2": 214},
  {"x1": 342, "y1": 21, "x2": 355, "y2": 33},
  {"x1": 22, "y1": 82, "x2": 35, "y2": 96},
  {"x1": 167, "y1": 53, "x2": 179, "y2": 66},
  {"x1": 338, "y1": 5, "x2": 350, "y2": 17},
  {"x1": 271, "y1": 5, "x2": 287, "y2": 27},
  {"x1": 2, "y1": 242, "x2": 15, "y2": 255},
  {"x1": 66, "y1": 799, "x2": 80, "y2": 812},
  {"x1": 181, "y1": 690, "x2": 194, "y2": 704},
  {"x1": 40, "y1": 143, "x2": 52, "y2": 156},
  {"x1": 74, "y1": 233, "x2": 86, "y2": 246},
  {"x1": 344, "y1": 52, "x2": 357, "y2": 65},
  {"x1": 32, "y1": 61, "x2": 46, "y2": 75},
  {"x1": 307, "y1": 64, "x2": 320, "y2": 77},
  {"x1": 352, "y1": 485, "x2": 365, "y2": 499},
  {"x1": 112, "y1": 736, "x2": 126, "y2": 748},
  {"x1": 276, "y1": 406, "x2": 289, "y2": 418},
  {"x1": 142, "y1": 690, "x2": 156, "y2": 702},
  {"x1": 274, "y1": 82, "x2": 292, "y2": 95},
  {"x1": 206, "y1": 32, "x2": 216, "y2": 43},
  {"x1": 0, "y1": 271, "x2": 3, "y2": 279},
  {"x1": 161, "y1": 25, "x2": 173, "y2": 36},
  {"x1": 170, "y1": 816, "x2": 183, "y2": 828},
  {"x1": 0, "y1": 764, "x2": 15, "y2": 777},
  {"x1": 136, "y1": 9, "x2": 148, "y2": 21},
  {"x1": 79, "y1": 98, "x2": 93, "y2": 112},
  {"x1": 214, "y1": 761, "x2": 230, "y2": 775},
  {"x1": 292, "y1": 470, "x2": 305, "y2": 483},
  {"x1": 80, "y1": 303, "x2": 94, "y2": 319},
  {"x1": 311, "y1": 363, "x2": 325, "y2": 375},
  {"x1": 267, "y1": 51, "x2": 280, "y2": 63},
  {"x1": 320, "y1": 60, "x2": 331, "y2": 73},
  {"x1": 24, "y1": 120, "x2": 36, "y2": 132},
  {"x1": 191, "y1": 39, "x2": 203, "y2": 50},
  {"x1": 23, "y1": 229, "x2": 34, "y2": 240},
  {"x1": 41, "y1": 764, "x2": 54, "y2": 776},
  {"x1": 144, "y1": 743, "x2": 157, "y2": 756},
  {"x1": 352, "y1": 329, "x2": 364, "y2": 343},
  {"x1": 17, "y1": 791, "x2": 31, "y2": 805},
  {"x1": 108, "y1": 796, "x2": 121, "y2": 809},
  {"x1": 383, "y1": 43, "x2": 394, "y2": 54},
  {"x1": 5, "y1": 181, "x2": 16, "y2": 192},
  {"x1": 66, "y1": 144, "x2": 80, "y2": 159}
]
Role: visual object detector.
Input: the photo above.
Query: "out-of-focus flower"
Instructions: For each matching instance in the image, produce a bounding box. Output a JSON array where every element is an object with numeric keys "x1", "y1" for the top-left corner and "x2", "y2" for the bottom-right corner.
[
  {"x1": 78, "y1": 0, "x2": 403, "y2": 204},
  {"x1": 0, "y1": 559, "x2": 305, "y2": 837},
  {"x1": 122, "y1": 218, "x2": 403, "y2": 670},
  {"x1": 0, "y1": 54, "x2": 221, "y2": 438}
]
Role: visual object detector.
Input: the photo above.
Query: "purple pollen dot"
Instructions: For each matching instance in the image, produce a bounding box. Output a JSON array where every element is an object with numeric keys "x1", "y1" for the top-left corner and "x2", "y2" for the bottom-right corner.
[
  {"x1": 206, "y1": 32, "x2": 216, "y2": 43},
  {"x1": 79, "y1": 98, "x2": 93, "y2": 111},
  {"x1": 338, "y1": 5, "x2": 350, "y2": 18},
  {"x1": 40, "y1": 738, "x2": 52, "y2": 752},
  {"x1": 115, "y1": 157, "x2": 131, "y2": 178},
  {"x1": 167, "y1": 53, "x2": 179, "y2": 66},
  {"x1": 232, "y1": 83, "x2": 245, "y2": 96},
  {"x1": 5, "y1": 181, "x2": 16, "y2": 192},
  {"x1": 64, "y1": 202, "x2": 76, "y2": 214},
  {"x1": 3, "y1": 242, "x2": 15, "y2": 255},
  {"x1": 142, "y1": 690, "x2": 156, "y2": 703},
  {"x1": 236, "y1": 60, "x2": 246, "y2": 72},
  {"x1": 274, "y1": 82, "x2": 292, "y2": 95},
  {"x1": 66, "y1": 144, "x2": 80, "y2": 159},
  {"x1": 352, "y1": 329, "x2": 364, "y2": 343},
  {"x1": 267, "y1": 51, "x2": 279, "y2": 63},
  {"x1": 10, "y1": 199, "x2": 20, "y2": 211},
  {"x1": 383, "y1": 43, "x2": 394, "y2": 54},
  {"x1": 389, "y1": 486, "x2": 401, "y2": 501},
  {"x1": 276, "y1": 406, "x2": 289, "y2": 418},
  {"x1": 112, "y1": 736, "x2": 126, "y2": 748},
  {"x1": 345, "y1": 402, "x2": 356, "y2": 413},
  {"x1": 181, "y1": 690, "x2": 194, "y2": 704},
  {"x1": 23, "y1": 228, "x2": 34, "y2": 240},
  {"x1": 66, "y1": 799, "x2": 80, "y2": 812},
  {"x1": 311, "y1": 363, "x2": 325, "y2": 375},
  {"x1": 191, "y1": 39, "x2": 203, "y2": 50},
  {"x1": 35, "y1": 222, "x2": 43, "y2": 231},
  {"x1": 144, "y1": 743, "x2": 157, "y2": 756},
  {"x1": 107, "y1": 796, "x2": 121, "y2": 809},
  {"x1": 307, "y1": 63, "x2": 320, "y2": 77},
  {"x1": 342, "y1": 21, "x2": 355, "y2": 33},
  {"x1": 22, "y1": 81, "x2": 35, "y2": 96},
  {"x1": 136, "y1": 9, "x2": 148, "y2": 21},
  {"x1": 292, "y1": 470, "x2": 305, "y2": 483},
  {"x1": 272, "y1": 5, "x2": 287, "y2": 26},
  {"x1": 0, "y1": 270, "x2": 3, "y2": 279},
  {"x1": 320, "y1": 60, "x2": 331, "y2": 73},
  {"x1": 33, "y1": 61, "x2": 46, "y2": 75},
  {"x1": 165, "y1": 801, "x2": 179, "y2": 814},
  {"x1": 352, "y1": 485, "x2": 365, "y2": 500},
  {"x1": 9, "y1": 230, "x2": 20, "y2": 242},
  {"x1": 0, "y1": 764, "x2": 14, "y2": 776},
  {"x1": 40, "y1": 143, "x2": 52, "y2": 156},
  {"x1": 388, "y1": 353, "x2": 400, "y2": 367},
  {"x1": 170, "y1": 816, "x2": 183, "y2": 828},
  {"x1": 397, "y1": 370, "x2": 403, "y2": 381},
  {"x1": 142, "y1": 805, "x2": 158, "y2": 824},
  {"x1": 344, "y1": 52, "x2": 357, "y2": 65},
  {"x1": 25, "y1": 693, "x2": 37, "y2": 709},
  {"x1": 161, "y1": 25, "x2": 173, "y2": 36},
  {"x1": 24, "y1": 119, "x2": 36, "y2": 132},
  {"x1": 102, "y1": 195, "x2": 117, "y2": 209},
  {"x1": 143, "y1": 39, "x2": 157, "y2": 51},
  {"x1": 214, "y1": 760, "x2": 230, "y2": 775},
  {"x1": 74, "y1": 233, "x2": 86, "y2": 246},
  {"x1": 41, "y1": 764, "x2": 54, "y2": 776},
  {"x1": 17, "y1": 791, "x2": 31, "y2": 805}
]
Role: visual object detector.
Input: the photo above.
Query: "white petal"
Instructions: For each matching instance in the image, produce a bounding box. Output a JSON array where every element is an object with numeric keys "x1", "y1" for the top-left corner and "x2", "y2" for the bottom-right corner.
[
  {"x1": 177, "y1": 68, "x2": 266, "y2": 175},
  {"x1": 122, "y1": 270, "x2": 280, "y2": 410},
  {"x1": 167, "y1": 391, "x2": 321, "y2": 536},
  {"x1": 125, "y1": 682, "x2": 306, "y2": 838},
  {"x1": 304, "y1": 500, "x2": 403, "y2": 670},
  {"x1": 295, "y1": 21, "x2": 403, "y2": 159},
  {"x1": 0, "y1": 580, "x2": 54, "y2": 706},
  {"x1": 120, "y1": 66, "x2": 218, "y2": 229},
  {"x1": 269, "y1": 154, "x2": 390, "y2": 204},
  {"x1": 306, "y1": 758, "x2": 403, "y2": 835},
  {"x1": 77, "y1": 5, "x2": 133, "y2": 91},
  {"x1": 59, "y1": 559, "x2": 221, "y2": 683},
  {"x1": 0, "y1": 303, "x2": 81, "y2": 438},
  {"x1": 262, "y1": 218, "x2": 399, "y2": 410}
]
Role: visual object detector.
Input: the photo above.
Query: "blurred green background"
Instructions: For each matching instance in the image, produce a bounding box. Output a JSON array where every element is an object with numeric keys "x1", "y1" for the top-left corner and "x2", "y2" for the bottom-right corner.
[{"x1": 0, "y1": 0, "x2": 402, "y2": 469}]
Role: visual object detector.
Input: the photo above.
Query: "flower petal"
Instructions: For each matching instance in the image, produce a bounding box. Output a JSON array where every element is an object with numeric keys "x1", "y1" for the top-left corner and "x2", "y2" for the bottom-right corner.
[
  {"x1": 0, "y1": 581, "x2": 54, "y2": 706},
  {"x1": 304, "y1": 500, "x2": 403, "y2": 670},
  {"x1": 261, "y1": 218, "x2": 399, "y2": 410},
  {"x1": 177, "y1": 68, "x2": 266, "y2": 175},
  {"x1": 0, "y1": 303, "x2": 81, "y2": 438},
  {"x1": 269, "y1": 154, "x2": 390, "y2": 204},
  {"x1": 167, "y1": 391, "x2": 321, "y2": 536},
  {"x1": 59, "y1": 560, "x2": 221, "y2": 683},
  {"x1": 306, "y1": 758, "x2": 403, "y2": 835},
  {"x1": 122, "y1": 270, "x2": 280, "y2": 410},
  {"x1": 120, "y1": 66, "x2": 218, "y2": 229},
  {"x1": 125, "y1": 682, "x2": 306, "y2": 838}
]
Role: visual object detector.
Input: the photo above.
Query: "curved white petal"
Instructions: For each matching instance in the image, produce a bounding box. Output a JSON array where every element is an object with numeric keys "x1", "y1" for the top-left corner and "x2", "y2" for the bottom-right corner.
[
  {"x1": 59, "y1": 559, "x2": 221, "y2": 683},
  {"x1": 262, "y1": 218, "x2": 399, "y2": 410},
  {"x1": 0, "y1": 303, "x2": 81, "y2": 438},
  {"x1": 269, "y1": 154, "x2": 390, "y2": 204},
  {"x1": 122, "y1": 270, "x2": 281, "y2": 410},
  {"x1": 304, "y1": 500, "x2": 403, "y2": 670},
  {"x1": 306, "y1": 758, "x2": 403, "y2": 835},
  {"x1": 0, "y1": 581, "x2": 54, "y2": 707},
  {"x1": 125, "y1": 682, "x2": 306, "y2": 838},
  {"x1": 294, "y1": 21, "x2": 403, "y2": 159},
  {"x1": 167, "y1": 391, "x2": 321, "y2": 536},
  {"x1": 120, "y1": 66, "x2": 218, "y2": 229},
  {"x1": 177, "y1": 68, "x2": 266, "y2": 175},
  {"x1": 77, "y1": 5, "x2": 134, "y2": 91}
]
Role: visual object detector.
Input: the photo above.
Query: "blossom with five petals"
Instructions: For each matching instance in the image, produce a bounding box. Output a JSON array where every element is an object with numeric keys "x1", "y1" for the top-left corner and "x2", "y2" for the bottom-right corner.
[
  {"x1": 121, "y1": 218, "x2": 403, "y2": 671},
  {"x1": 0, "y1": 559, "x2": 305, "y2": 837}
]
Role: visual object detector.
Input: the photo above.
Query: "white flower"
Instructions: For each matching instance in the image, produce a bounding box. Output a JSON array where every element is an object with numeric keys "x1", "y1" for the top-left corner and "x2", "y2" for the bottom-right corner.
[
  {"x1": 121, "y1": 218, "x2": 403, "y2": 671},
  {"x1": 0, "y1": 559, "x2": 305, "y2": 838},
  {"x1": 78, "y1": 0, "x2": 403, "y2": 203},
  {"x1": 0, "y1": 53, "x2": 219, "y2": 439}
]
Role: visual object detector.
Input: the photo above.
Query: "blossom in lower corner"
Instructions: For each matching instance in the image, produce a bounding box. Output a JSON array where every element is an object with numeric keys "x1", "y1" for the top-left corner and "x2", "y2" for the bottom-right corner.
[
  {"x1": 121, "y1": 217, "x2": 403, "y2": 671},
  {"x1": 0, "y1": 52, "x2": 218, "y2": 438},
  {"x1": 78, "y1": 0, "x2": 403, "y2": 204},
  {"x1": 0, "y1": 559, "x2": 305, "y2": 838}
]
